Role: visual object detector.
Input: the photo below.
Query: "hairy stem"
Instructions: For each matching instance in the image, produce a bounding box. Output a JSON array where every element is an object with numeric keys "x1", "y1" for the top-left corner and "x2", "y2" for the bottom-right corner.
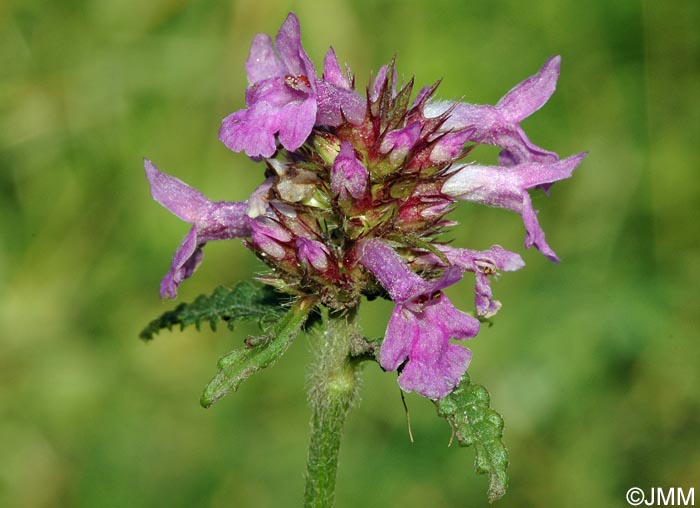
[{"x1": 304, "y1": 310, "x2": 361, "y2": 508}]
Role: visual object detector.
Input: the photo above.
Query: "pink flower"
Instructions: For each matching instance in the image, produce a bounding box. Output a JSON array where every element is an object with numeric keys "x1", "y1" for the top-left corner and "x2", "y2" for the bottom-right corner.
[
  {"x1": 219, "y1": 14, "x2": 365, "y2": 158},
  {"x1": 443, "y1": 153, "x2": 587, "y2": 261},
  {"x1": 358, "y1": 239, "x2": 479, "y2": 399},
  {"x1": 423, "y1": 56, "x2": 563, "y2": 166},
  {"x1": 144, "y1": 160, "x2": 249, "y2": 298}
]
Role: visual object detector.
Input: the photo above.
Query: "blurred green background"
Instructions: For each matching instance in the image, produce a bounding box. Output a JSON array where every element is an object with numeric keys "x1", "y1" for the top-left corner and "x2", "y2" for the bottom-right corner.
[{"x1": 1, "y1": 0, "x2": 698, "y2": 506}]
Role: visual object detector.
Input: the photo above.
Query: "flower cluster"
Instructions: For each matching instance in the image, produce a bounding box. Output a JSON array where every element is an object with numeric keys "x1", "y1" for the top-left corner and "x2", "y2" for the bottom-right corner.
[{"x1": 145, "y1": 13, "x2": 585, "y2": 399}]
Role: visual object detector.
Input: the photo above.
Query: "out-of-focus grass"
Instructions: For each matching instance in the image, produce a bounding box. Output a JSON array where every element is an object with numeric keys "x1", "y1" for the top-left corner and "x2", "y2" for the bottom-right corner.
[{"x1": 1, "y1": 0, "x2": 698, "y2": 507}]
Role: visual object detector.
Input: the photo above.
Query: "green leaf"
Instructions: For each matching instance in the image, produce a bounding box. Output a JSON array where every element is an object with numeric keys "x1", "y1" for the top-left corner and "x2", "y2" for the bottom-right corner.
[
  {"x1": 139, "y1": 282, "x2": 286, "y2": 341},
  {"x1": 200, "y1": 295, "x2": 318, "y2": 408},
  {"x1": 435, "y1": 374, "x2": 509, "y2": 503}
]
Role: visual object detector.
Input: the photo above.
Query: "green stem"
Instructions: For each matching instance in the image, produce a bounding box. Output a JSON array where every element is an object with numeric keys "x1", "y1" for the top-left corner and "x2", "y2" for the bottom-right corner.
[{"x1": 303, "y1": 310, "x2": 361, "y2": 508}]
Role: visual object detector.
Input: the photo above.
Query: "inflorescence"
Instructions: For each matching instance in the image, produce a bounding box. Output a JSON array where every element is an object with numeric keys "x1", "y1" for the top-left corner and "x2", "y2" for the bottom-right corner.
[{"x1": 145, "y1": 12, "x2": 586, "y2": 400}]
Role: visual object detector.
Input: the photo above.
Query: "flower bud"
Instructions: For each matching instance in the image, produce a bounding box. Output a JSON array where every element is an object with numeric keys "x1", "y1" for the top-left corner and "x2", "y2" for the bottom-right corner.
[
  {"x1": 380, "y1": 122, "x2": 421, "y2": 166},
  {"x1": 296, "y1": 238, "x2": 330, "y2": 271},
  {"x1": 248, "y1": 217, "x2": 292, "y2": 260},
  {"x1": 331, "y1": 142, "x2": 369, "y2": 205},
  {"x1": 429, "y1": 128, "x2": 475, "y2": 164}
]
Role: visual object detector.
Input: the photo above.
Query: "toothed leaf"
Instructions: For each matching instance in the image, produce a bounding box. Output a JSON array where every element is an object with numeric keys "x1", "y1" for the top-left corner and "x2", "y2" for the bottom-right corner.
[
  {"x1": 139, "y1": 282, "x2": 286, "y2": 340},
  {"x1": 435, "y1": 374, "x2": 509, "y2": 502}
]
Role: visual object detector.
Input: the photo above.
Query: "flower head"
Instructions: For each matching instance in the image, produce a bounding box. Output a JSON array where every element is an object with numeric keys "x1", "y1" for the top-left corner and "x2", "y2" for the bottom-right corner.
[{"x1": 145, "y1": 12, "x2": 585, "y2": 399}]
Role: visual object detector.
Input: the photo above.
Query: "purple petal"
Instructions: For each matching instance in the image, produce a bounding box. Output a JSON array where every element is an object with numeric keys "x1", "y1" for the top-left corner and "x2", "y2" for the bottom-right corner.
[
  {"x1": 145, "y1": 160, "x2": 250, "y2": 297},
  {"x1": 219, "y1": 78, "x2": 317, "y2": 157},
  {"x1": 498, "y1": 149, "x2": 519, "y2": 167},
  {"x1": 429, "y1": 293, "x2": 480, "y2": 340},
  {"x1": 421, "y1": 265, "x2": 463, "y2": 295},
  {"x1": 317, "y1": 48, "x2": 365, "y2": 126},
  {"x1": 443, "y1": 154, "x2": 586, "y2": 260},
  {"x1": 323, "y1": 47, "x2": 350, "y2": 89},
  {"x1": 159, "y1": 227, "x2": 203, "y2": 299},
  {"x1": 316, "y1": 81, "x2": 366, "y2": 126},
  {"x1": 144, "y1": 159, "x2": 250, "y2": 237},
  {"x1": 429, "y1": 128, "x2": 475, "y2": 163},
  {"x1": 451, "y1": 247, "x2": 524, "y2": 316},
  {"x1": 490, "y1": 125, "x2": 559, "y2": 166},
  {"x1": 220, "y1": 13, "x2": 319, "y2": 158},
  {"x1": 277, "y1": 95, "x2": 317, "y2": 150},
  {"x1": 363, "y1": 240, "x2": 480, "y2": 398},
  {"x1": 423, "y1": 100, "x2": 491, "y2": 129},
  {"x1": 473, "y1": 272, "x2": 501, "y2": 317},
  {"x1": 443, "y1": 163, "x2": 523, "y2": 210},
  {"x1": 243, "y1": 75, "x2": 310, "y2": 108},
  {"x1": 219, "y1": 105, "x2": 279, "y2": 158},
  {"x1": 398, "y1": 343, "x2": 471, "y2": 400},
  {"x1": 357, "y1": 239, "x2": 427, "y2": 303},
  {"x1": 370, "y1": 64, "x2": 397, "y2": 102},
  {"x1": 144, "y1": 159, "x2": 211, "y2": 223},
  {"x1": 430, "y1": 102, "x2": 559, "y2": 166},
  {"x1": 392, "y1": 295, "x2": 479, "y2": 399},
  {"x1": 274, "y1": 12, "x2": 316, "y2": 83},
  {"x1": 418, "y1": 245, "x2": 524, "y2": 317},
  {"x1": 416, "y1": 197, "x2": 454, "y2": 220},
  {"x1": 380, "y1": 305, "x2": 419, "y2": 371},
  {"x1": 248, "y1": 217, "x2": 291, "y2": 259},
  {"x1": 424, "y1": 57, "x2": 563, "y2": 165},
  {"x1": 245, "y1": 34, "x2": 286, "y2": 83},
  {"x1": 437, "y1": 245, "x2": 526, "y2": 273},
  {"x1": 380, "y1": 122, "x2": 422, "y2": 162},
  {"x1": 197, "y1": 201, "x2": 250, "y2": 242},
  {"x1": 521, "y1": 192, "x2": 559, "y2": 261},
  {"x1": 496, "y1": 56, "x2": 561, "y2": 123},
  {"x1": 444, "y1": 153, "x2": 586, "y2": 204}
]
